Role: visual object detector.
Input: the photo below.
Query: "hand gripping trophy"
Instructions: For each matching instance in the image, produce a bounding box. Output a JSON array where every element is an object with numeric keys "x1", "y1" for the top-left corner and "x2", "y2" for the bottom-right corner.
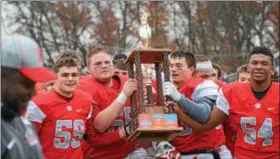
[{"x1": 125, "y1": 10, "x2": 183, "y2": 142}]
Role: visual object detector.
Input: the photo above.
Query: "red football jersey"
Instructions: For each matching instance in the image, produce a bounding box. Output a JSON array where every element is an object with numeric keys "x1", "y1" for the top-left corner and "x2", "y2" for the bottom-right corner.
[
  {"x1": 26, "y1": 89, "x2": 92, "y2": 159},
  {"x1": 79, "y1": 76, "x2": 136, "y2": 159},
  {"x1": 223, "y1": 117, "x2": 236, "y2": 154},
  {"x1": 172, "y1": 78, "x2": 226, "y2": 152},
  {"x1": 216, "y1": 82, "x2": 279, "y2": 158},
  {"x1": 212, "y1": 80, "x2": 228, "y2": 149},
  {"x1": 214, "y1": 80, "x2": 237, "y2": 154}
]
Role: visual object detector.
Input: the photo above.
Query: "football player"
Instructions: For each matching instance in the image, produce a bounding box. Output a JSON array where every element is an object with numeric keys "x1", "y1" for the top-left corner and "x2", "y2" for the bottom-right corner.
[
  {"x1": 169, "y1": 47, "x2": 279, "y2": 159},
  {"x1": 159, "y1": 51, "x2": 232, "y2": 159},
  {"x1": 79, "y1": 45, "x2": 150, "y2": 159},
  {"x1": 26, "y1": 51, "x2": 92, "y2": 159},
  {"x1": 223, "y1": 64, "x2": 251, "y2": 154},
  {"x1": 236, "y1": 64, "x2": 251, "y2": 82},
  {"x1": 211, "y1": 63, "x2": 222, "y2": 81}
]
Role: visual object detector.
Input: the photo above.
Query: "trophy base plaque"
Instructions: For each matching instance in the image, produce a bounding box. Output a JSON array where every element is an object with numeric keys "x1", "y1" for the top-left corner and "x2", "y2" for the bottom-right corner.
[
  {"x1": 127, "y1": 106, "x2": 183, "y2": 141},
  {"x1": 127, "y1": 127, "x2": 183, "y2": 142}
]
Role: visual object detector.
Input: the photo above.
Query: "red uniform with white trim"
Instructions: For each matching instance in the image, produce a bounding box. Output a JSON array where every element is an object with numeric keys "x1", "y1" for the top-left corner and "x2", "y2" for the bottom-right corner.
[
  {"x1": 172, "y1": 78, "x2": 226, "y2": 153},
  {"x1": 223, "y1": 118, "x2": 236, "y2": 155},
  {"x1": 79, "y1": 75, "x2": 137, "y2": 159},
  {"x1": 26, "y1": 89, "x2": 92, "y2": 159},
  {"x1": 216, "y1": 82, "x2": 279, "y2": 158},
  {"x1": 212, "y1": 80, "x2": 229, "y2": 150}
]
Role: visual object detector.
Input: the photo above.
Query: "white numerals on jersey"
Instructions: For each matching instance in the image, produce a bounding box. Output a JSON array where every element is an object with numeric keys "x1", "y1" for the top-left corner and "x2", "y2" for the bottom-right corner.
[
  {"x1": 240, "y1": 117, "x2": 273, "y2": 146},
  {"x1": 54, "y1": 120, "x2": 85, "y2": 149},
  {"x1": 108, "y1": 107, "x2": 131, "y2": 132}
]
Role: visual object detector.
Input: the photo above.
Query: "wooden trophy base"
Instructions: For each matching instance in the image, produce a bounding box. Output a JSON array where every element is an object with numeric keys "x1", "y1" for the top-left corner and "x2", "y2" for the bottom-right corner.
[
  {"x1": 125, "y1": 48, "x2": 171, "y2": 64},
  {"x1": 127, "y1": 106, "x2": 183, "y2": 142}
]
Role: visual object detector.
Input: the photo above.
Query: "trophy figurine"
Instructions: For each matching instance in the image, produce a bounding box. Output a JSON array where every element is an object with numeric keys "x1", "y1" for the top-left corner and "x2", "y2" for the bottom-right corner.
[
  {"x1": 125, "y1": 10, "x2": 183, "y2": 142},
  {"x1": 138, "y1": 10, "x2": 152, "y2": 48}
]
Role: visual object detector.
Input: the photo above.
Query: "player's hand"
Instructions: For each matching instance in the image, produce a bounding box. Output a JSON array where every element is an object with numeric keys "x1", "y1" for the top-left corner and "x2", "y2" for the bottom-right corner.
[
  {"x1": 164, "y1": 101, "x2": 181, "y2": 114},
  {"x1": 122, "y1": 79, "x2": 137, "y2": 97},
  {"x1": 163, "y1": 82, "x2": 181, "y2": 102}
]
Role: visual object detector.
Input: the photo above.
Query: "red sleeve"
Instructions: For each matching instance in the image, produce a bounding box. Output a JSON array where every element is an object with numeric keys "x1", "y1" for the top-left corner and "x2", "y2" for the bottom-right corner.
[
  {"x1": 86, "y1": 118, "x2": 121, "y2": 148},
  {"x1": 85, "y1": 99, "x2": 122, "y2": 147},
  {"x1": 91, "y1": 102, "x2": 101, "y2": 121},
  {"x1": 26, "y1": 93, "x2": 49, "y2": 124}
]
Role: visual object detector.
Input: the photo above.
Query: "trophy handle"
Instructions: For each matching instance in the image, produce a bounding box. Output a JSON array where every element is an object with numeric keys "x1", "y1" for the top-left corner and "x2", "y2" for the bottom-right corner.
[{"x1": 162, "y1": 52, "x2": 174, "y2": 113}]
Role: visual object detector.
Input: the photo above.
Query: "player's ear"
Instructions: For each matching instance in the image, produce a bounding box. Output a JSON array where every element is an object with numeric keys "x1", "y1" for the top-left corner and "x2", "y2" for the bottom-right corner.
[
  {"x1": 189, "y1": 66, "x2": 195, "y2": 75},
  {"x1": 270, "y1": 66, "x2": 275, "y2": 76}
]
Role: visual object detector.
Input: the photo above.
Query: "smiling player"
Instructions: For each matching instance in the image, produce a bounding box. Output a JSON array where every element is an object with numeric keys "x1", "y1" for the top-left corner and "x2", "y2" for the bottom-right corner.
[{"x1": 26, "y1": 50, "x2": 92, "y2": 159}]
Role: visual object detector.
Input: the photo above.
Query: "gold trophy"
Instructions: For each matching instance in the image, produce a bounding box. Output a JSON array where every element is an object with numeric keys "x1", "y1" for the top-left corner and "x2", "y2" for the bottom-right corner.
[
  {"x1": 125, "y1": 10, "x2": 183, "y2": 142},
  {"x1": 138, "y1": 10, "x2": 152, "y2": 48}
]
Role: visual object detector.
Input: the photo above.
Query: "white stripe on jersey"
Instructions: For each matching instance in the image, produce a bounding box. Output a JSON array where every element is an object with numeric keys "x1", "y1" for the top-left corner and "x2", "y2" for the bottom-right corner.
[
  {"x1": 216, "y1": 88, "x2": 230, "y2": 115},
  {"x1": 26, "y1": 100, "x2": 46, "y2": 123}
]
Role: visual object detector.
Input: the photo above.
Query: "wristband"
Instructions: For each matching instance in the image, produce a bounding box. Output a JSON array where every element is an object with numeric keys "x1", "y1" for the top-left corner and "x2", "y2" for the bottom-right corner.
[{"x1": 116, "y1": 92, "x2": 127, "y2": 105}]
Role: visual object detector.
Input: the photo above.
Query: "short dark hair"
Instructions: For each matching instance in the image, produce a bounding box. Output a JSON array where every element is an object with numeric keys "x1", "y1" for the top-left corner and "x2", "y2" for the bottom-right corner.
[
  {"x1": 212, "y1": 63, "x2": 222, "y2": 79},
  {"x1": 113, "y1": 53, "x2": 127, "y2": 63},
  {"x1": 249, "y1": 46, "x2": 274, "y2": 66},
  {"x1": 58, "y1": 49, "x2": 81, "y2": 64},
  {"x1": 86, "y1": 44, "x2": 111, "y2": 66},
  {"x1": 114, "y1": 61, "x2": 127, "y2": 70},
  {"x1": 169, "y1": 51, "x2": 196, "y2": 68},
  {"x1": 53, "y1": 56, "x2": 79, "y2": 73}
]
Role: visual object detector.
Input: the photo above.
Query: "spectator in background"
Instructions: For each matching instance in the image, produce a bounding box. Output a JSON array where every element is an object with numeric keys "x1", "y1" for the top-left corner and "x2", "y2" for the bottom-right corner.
[
  {"x1": 113, "y1": 61, "x2": 128, "y2": 76},
  {"x1": 211, "y1": 63, "x2": 222, "y2": 80},
  {"x1": 112, "y1": 53, "x2": 128, "y2": 76},
  {"x1": 236, "y1": 64, "x2": 251, "y2": 82},
  {"x1": 113, "y1": 53, "x2": 127, "y2": 63},
  {"x1": 1, "y1": 34, "x2": 56, "y2": 159}
]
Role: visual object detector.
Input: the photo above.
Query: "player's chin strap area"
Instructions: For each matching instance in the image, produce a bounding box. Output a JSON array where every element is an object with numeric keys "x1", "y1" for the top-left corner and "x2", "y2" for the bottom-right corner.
[{"x1": 180, "y1": 149, "x2": 221, "y2": 159}]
